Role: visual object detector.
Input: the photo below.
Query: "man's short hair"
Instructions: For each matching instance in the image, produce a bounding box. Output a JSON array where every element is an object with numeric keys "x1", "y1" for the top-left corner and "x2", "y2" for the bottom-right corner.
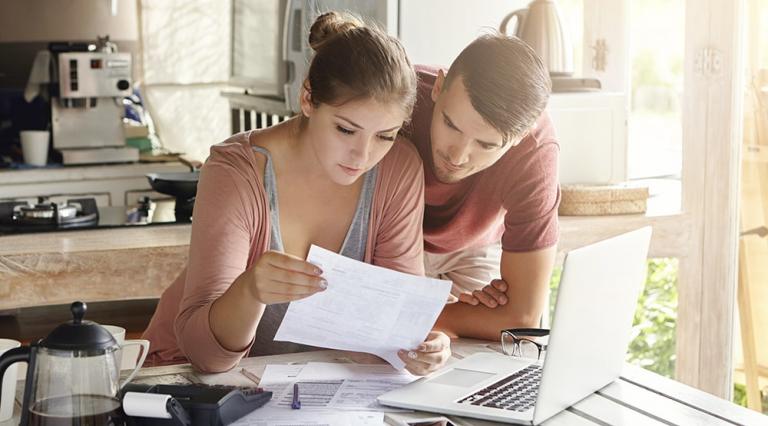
[{"x1": 444, "y1": 33, "x2": 551, "y2": 145}]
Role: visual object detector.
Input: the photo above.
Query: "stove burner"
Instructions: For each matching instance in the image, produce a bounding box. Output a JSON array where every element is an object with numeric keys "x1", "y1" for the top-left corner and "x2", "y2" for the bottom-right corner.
[
  {"x1": 0, "y1": 197, "x2": 99, "y2": 231},
  {"x1": 18, "y1": 201, "x2": 78, "y2": 220}
]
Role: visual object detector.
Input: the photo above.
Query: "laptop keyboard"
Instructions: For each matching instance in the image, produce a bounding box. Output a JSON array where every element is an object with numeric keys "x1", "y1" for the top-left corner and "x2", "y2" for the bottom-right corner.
[{"x1": 457, "y1": 364, "x2": 542, "y2": 412}]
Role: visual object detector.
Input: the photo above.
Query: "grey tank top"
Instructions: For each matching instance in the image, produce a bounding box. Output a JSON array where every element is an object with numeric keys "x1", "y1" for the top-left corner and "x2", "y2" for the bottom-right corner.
[{"x1": 249, "y1": 145, "x2": 378, "y2": 356}]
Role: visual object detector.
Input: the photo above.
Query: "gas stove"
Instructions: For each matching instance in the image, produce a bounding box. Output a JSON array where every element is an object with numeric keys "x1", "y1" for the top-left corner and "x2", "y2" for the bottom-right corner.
[{"x1": 0, "y1": 197, "x2": 183, "y2": 235}]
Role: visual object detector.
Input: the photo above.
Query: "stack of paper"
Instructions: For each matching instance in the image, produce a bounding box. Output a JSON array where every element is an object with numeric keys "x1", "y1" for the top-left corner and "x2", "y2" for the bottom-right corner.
[{"x1": 232, "y1": 362, "x2": 417, "y2": 425}]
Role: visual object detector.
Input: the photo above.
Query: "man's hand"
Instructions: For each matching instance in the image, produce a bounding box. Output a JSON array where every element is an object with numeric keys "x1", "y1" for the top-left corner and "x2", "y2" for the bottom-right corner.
[{"x1": 457, "y1": 279, "x2": 508, "y2": 308}]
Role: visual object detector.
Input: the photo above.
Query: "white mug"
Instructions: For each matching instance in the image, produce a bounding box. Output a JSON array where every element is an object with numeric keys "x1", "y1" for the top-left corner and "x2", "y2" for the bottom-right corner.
[
  {"x1": 101, "y1": 325, "x2": 149, "y2": 385},
  {"x1": 19, "y1": 130, "x2": 49, "y2": 166},
  {"x1": 0, "y1": 339, "x2": 21, "y2": 422}
]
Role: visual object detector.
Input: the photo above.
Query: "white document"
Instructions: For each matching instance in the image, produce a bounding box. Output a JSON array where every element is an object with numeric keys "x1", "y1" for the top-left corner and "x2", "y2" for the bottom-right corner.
[
  {"x1": 275, "y1": 245, "x2": 452, "y2": 369},
  {"x1": 257, "y1": 364, "x2": 307, "y2": 408},
  {"x1": 297, "y1": 362, "x2": 415, "y2": 381},
  {"x1": 259, "y1": 364, "x2": 306, "y2": 386},
  {"x1": 250, "y1": 362, "x2": 416, "y2": 412},
  {"x1": 292, "y1": 363, "x2": 414, "y2": 411},
  {"x1": 231, "y1": 407, "x2": 383, "y2": 426}
]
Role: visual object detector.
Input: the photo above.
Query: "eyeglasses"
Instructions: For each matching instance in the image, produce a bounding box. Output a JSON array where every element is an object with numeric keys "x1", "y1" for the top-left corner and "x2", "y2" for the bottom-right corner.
[{"x1": 500, "y1": 328, "x2": 549, "y2": 360}]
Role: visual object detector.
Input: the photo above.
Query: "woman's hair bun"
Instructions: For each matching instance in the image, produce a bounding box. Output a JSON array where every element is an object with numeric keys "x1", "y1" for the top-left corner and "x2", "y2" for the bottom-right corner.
[{"x1": 308, "y1": 11, "x2": 364, "y2": 51}]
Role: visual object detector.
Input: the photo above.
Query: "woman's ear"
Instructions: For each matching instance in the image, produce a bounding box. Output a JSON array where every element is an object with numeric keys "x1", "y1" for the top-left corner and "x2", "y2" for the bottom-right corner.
[{"x1": 300, "y1": 80, "x2": 314, "y2": 118}]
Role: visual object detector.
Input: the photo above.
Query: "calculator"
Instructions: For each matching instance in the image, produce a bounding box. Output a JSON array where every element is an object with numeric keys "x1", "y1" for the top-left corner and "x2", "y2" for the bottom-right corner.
[{"x1": 122, "y1": 382, "x2": 272, "y2": 425}]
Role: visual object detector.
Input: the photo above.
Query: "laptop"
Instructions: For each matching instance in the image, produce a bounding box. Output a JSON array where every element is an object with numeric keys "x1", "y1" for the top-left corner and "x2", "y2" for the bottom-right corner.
[{"x1": 378, "y1": 227, "x2": 652, "y2": 424}]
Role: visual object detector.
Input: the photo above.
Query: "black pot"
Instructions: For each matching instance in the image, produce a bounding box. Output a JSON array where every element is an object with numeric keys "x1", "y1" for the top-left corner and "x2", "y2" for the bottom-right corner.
[{"x1": 146, "y1": 171, "x2": 199, "y2": 222}]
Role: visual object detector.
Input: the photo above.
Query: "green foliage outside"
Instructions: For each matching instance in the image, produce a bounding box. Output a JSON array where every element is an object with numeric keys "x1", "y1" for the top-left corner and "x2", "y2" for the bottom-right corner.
[
  {"x1": 627, "y1": 259, "x2": 678, "y2": 377},
  {"x1": 733, "y1": 383, "x2": 768, "y2": 412},
  {"x1": 548, "y1": 259, "x2": 678, "y2": 378}
]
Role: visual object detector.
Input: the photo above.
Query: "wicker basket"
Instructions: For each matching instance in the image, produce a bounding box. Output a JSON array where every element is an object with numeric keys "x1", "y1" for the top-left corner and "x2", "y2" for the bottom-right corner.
[{"x1": 559, "y1": 184, "x2": 649, "y2": 216}]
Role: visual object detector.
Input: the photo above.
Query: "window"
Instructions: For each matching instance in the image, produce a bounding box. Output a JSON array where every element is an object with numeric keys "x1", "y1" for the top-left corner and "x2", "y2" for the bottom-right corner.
[{"x1": 627, "y1": 0, "x2": 685, "y2": 180}]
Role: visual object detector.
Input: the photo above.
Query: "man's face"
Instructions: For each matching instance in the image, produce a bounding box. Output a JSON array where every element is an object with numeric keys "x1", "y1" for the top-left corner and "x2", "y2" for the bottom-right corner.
[{"x1": 429, "y1": 71, "x2": 518, "y2": 183}]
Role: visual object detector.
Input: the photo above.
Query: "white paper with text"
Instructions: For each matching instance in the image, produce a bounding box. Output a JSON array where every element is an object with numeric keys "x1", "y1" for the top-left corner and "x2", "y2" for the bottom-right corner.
[{"x1": 275, "y1": 245, "x2": 451, "y2": 369}]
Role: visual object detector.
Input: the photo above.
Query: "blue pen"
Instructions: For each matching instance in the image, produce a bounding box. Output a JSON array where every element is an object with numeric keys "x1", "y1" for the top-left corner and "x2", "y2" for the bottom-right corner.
[{"x1": 291, "y1": 383, "x2": 301, "y2": 409}]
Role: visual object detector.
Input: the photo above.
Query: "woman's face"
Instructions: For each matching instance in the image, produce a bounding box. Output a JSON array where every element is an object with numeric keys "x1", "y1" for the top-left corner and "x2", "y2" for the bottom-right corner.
[{"x1": 301, "y1": 92, "x2": 406, "y2": 186}]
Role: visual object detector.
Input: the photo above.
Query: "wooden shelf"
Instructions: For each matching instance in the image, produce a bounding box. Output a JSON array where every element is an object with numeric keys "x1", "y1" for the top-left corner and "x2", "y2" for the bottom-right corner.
[
  {"x1": 558, "y1": 177, "x2": 687, "y2": 259},
  {"x1": 559, "y1": 212, "x2": 689, "y2": 259}
]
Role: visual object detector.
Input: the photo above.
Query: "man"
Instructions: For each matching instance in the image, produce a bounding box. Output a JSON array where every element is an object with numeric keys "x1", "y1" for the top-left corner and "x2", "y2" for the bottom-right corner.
[{"x1": 403, "y1": 34, "x2": 559, "y2": 341}]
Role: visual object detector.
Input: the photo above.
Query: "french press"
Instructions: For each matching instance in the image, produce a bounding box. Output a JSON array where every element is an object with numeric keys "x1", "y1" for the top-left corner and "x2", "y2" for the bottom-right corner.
[{"x1": 0, "y1": 301, "x2": 146, "y2": 425}]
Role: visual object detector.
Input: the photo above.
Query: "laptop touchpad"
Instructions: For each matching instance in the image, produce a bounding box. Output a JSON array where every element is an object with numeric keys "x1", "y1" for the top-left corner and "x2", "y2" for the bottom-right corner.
[{"x1": 428, "y1": 368, "x2": 495, "y2": 387}]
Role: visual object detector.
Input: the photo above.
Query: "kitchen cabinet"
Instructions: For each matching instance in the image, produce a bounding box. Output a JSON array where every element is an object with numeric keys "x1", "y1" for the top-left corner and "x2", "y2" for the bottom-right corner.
[
  {"x1": 399, "y1": 0, "x2": 528, "y2": 67},
  {"x1": 0, "y1": 161, "x2": 189, "y2": 207},
  {"x1": 548, "y1": 92, "x2": 627, "y2": 184}
]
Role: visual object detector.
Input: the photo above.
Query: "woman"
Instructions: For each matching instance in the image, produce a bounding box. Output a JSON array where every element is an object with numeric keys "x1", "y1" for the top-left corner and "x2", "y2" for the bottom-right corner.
[{"x1": 142, "y1": 12, "x2": 451, "y2": 375}]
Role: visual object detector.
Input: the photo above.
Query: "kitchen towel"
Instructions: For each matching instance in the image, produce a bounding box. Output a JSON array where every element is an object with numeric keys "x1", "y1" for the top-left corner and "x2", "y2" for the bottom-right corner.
[{"x1": 24, "y1": 50, "x2": 52, "y2": 102}]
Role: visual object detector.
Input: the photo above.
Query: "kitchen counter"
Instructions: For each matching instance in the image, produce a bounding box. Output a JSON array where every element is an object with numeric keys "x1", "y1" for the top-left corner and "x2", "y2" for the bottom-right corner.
[
  {"x1": 0, "y1": 177, "x2": 686, "y2": 311},
  {"x1": 0, "y1": 161, "x2": 189, "y2": 185},
  {"x1": 0, "y1": 224, "x2": 191, "y2": 310},
  {"x1": 0, "y1": 212, "x2": 687, "y2": 311},
  {"x1": 0, "y1": 223, "x2": 191, "y2": 256}
]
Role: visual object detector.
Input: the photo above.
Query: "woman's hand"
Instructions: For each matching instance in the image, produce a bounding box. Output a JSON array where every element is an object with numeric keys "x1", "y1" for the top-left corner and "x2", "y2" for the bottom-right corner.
[
  {"x1": 398, "y1": 331, "x2": 451, "y2": 376},
  {"x1": 246, "y1": 251, "x2": 327, "y2": 304}
]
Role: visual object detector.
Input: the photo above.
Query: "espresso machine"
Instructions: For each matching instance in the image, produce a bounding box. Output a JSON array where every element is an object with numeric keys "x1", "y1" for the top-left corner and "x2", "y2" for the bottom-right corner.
[{"x1": 50, "y1": 41, "x2": 139, "y2": 164}]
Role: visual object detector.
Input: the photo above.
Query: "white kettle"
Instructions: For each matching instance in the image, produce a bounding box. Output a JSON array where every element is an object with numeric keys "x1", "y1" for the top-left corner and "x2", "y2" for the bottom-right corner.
[{"x1": 500, "y1": 0, "x2": 574, "y2": 76}]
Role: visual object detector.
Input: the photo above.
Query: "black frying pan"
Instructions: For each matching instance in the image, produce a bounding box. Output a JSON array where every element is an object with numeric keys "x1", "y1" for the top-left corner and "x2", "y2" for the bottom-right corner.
[{"x1": 146, "y1": 171, "x2": 200, "y2": 200}]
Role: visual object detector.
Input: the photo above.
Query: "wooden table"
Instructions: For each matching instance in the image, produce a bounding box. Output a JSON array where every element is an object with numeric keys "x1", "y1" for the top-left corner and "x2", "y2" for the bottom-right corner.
[{"x1": 4, "y1": 339, "x2": 766, "y2": 425}]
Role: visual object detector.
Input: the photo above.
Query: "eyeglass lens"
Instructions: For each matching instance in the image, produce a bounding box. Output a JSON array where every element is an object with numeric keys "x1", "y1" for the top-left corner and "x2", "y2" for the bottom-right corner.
[{"x1": 502, "y1": 333, "x2": 542, "y2": 359}]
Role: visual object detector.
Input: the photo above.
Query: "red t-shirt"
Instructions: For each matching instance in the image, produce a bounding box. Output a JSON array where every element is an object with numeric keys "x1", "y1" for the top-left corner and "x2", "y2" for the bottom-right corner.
[{"x1": 406, "y1": 65, "x2": 560, "y2": 254}]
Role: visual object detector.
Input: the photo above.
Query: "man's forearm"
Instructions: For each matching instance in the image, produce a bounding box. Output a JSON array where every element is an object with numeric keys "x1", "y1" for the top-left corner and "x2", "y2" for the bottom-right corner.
[
  {"x1": 434, "y1": 247, "x2": 556, "y2": 341},
  {"x1": 435, "y1": 298, "x2": 543, "y2": 341}
]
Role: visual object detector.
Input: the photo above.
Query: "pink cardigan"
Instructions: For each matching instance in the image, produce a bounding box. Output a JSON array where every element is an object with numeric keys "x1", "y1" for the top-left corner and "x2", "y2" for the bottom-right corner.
[{"x1": 142, "y1": 132, "x2": 425, "y2": 372}]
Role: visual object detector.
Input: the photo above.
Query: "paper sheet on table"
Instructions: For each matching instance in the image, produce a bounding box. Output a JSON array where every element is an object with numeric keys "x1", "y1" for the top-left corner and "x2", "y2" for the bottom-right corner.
[
  {"x1": 298, "y1": 363, "x2": 415, "y2": 411},
  {"x1": 232, "y1": 407, "x2": 383, "y2": 426},
  {"x1": 257, "y1": 364, "x2": 306, "y2": 406},
  {"x1": 275, "y1": 245, "x2": 452, "y2": 369},
  {"x1": 298, "y1": 362, "x2": 415, "y2": 381},
  {"x1": 251, "y1": 362, "x2": 416, "y2": 412},
  {"x1": 259, "y1": 364, "x2": 305, "y2": 385}
]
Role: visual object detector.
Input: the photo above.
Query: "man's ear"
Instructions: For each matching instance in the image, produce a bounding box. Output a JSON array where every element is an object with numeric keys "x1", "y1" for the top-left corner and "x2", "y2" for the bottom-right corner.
[
  {"x1": 431, "y1": 69, "x2": 446, "y2": 103},
  {"x1": 299, "y1": 79, "x2": 314, "y2": 117},
  {"x1": 509, "y1": 127, "x2": 533, "y2": 147},
  {"x1": 518, "y1": 120, "x2": 538, "y2": 141}
]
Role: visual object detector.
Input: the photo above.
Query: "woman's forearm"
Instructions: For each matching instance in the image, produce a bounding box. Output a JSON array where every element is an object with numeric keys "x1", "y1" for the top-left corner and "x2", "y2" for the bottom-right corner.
[{"x1": 209, "y1": 272, "x2": 266, "y2": 352}]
